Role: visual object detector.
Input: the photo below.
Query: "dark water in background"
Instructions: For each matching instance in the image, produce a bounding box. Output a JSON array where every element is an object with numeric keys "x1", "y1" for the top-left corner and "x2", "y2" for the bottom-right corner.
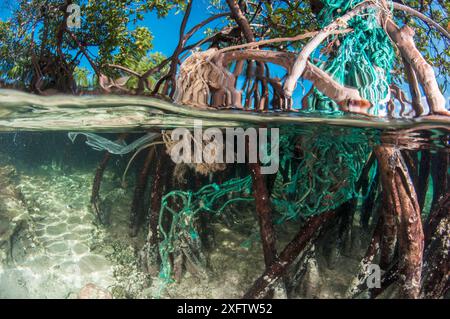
[
  {"x1": 0, "y1": 126, "x2": 448, "y2": 165},
  {"x1": 0, "y1": 121, "x2": 448, "y2": 298}
]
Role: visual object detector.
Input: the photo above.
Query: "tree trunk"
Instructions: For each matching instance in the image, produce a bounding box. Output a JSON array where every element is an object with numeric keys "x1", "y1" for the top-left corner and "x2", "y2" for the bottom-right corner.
[
  {"x1": 243, "y1": 211, "x2": 335, "y2": 299},
  {"x1": 431, "y1": 152, "x2": 449, "y2": 208},
  {"x1": 249, "y1": 162, "x2": 277, "y2": 266},
  {"x1": 421, "y1": 194, "x2": 450, "y2": 298},
  {"x1": 346, "y1": 216, "x2": 382, "y2": 298},
  {"x1": 384, "y1": 19, "x2": 449, "y2": 116},
  {"x1": 417, "y1": 149, "x2": 431, "y2": 211},
  {"x1": 90, "y1": 151, "x2": 111, "y2": 225},
  {"x1": 141, "y1": 147, "x2": 172, "y2": 276},
  {"x1": 130, "y1": 148, "x2": 155, "y2": 236},
  {"x1": 374, "y1": 145, "x2": 424, "y2": 298}
]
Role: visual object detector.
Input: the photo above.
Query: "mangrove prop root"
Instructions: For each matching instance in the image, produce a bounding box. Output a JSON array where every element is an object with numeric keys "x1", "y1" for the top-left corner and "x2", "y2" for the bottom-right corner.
[
  {"x1": 421, "y1": 194, "x2": 450, "y2": 298},
  {"x1": 431, "y1": 152, "x2": 449, "y2": 208},
  {"x1": 149, "y1": 148, "x2": 170, "y2": 244},
  {"x1": 402, "y1": 151, "x2": 418, "y2": 186},
  {"x1": 91, "y1": 133, "x2": 129, "y2": 224},
  {"x1": 374, "y1": 145, "x2": 424, "y2": 299},
  {"x1": 371, "y1": 261, "x2": 400, "y2": 298},
  {"x1": 346, "y1": 215, "x2": 382, "y2": 298},
  {"x1": 129, "y1": 148, "x2": 155, "y2": 237},
  {"x1": 417, "y1": 149, "x2": 431, "y2": 211},
  {"x1": 249, "y1": 161, "x2": 279, "y2": 298},
  {"x1": 174, "y1": 48, "x2": 368, "y2": 113},
  {"x1": 91, "y1": 151, "x2": 111, "y2": 224},
  {"x1": 283, "y1": 1, "x2": 375, "y2": 97},
  {"x1": 402, "y1": 57, "x2": 424, "y2": 117},
  {"x1": 380, "y1": 200, "x2": 397, "y2": 271},
  {"x1": 425, "y1": 194, "x2": 450, "y2": 246},
  {"x1": 243, "y1": 211, "x2": 335, "y2": 299},
  {"x1": 249, "y1": 162, "x2": 277, "y2": 266},
  {"x1": 287, "y1": 242, "x2": 317, "y2": 296},
  {"x1": 384, "y1": 19, "x2": 449, "y2": 116},
  {"x1": 360, "y1": 174, "x2": 379, "y2": 230},
  {"x1": 339, "y1": 154, "x2": 376, "y2": 257},
  {"x1": 142, "y1": 147, "x2": 172, "y2": 276}
]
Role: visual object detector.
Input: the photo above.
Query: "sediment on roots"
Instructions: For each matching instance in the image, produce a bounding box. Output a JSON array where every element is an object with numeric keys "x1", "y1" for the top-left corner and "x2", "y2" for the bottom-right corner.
[
  {"x1": 421, "y1": 194, "x2": 450, "y2": 298},
  {"x1": 374, "y1": 145, "x2": 424, "y2": 299}
]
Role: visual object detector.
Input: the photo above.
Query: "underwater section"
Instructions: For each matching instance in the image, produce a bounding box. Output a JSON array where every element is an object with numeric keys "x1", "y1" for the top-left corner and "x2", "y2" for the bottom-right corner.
[{"x1": 0, "y1": 122, "x2": 448, "y2": 299}]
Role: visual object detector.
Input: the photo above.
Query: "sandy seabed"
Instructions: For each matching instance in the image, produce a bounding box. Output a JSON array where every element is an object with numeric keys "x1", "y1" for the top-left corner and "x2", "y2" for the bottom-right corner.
[{"x1": 0, "y1": 155, "x2": 368, "y2": 299}]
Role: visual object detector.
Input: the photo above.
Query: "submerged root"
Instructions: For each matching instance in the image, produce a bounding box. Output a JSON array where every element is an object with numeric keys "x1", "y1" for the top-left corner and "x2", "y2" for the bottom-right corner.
[
  {"x1": 243, "y1": 211, "x2": 335, "y2": 299},
  {"x1": 374, "y1": 145, "x2": 424, "y2": 299},
  {"x1": 421, "y1": 194, "x2": 450, "y2": 298},
  {"x1": 162, "y1": 130, "x2": 226, "y2": 176},
  {"x1": 91, "y1": 151, "x2": 111, "y2": 225},
  {"x1": 129, "y1": 148, "x2": 155, "y2": 237}
]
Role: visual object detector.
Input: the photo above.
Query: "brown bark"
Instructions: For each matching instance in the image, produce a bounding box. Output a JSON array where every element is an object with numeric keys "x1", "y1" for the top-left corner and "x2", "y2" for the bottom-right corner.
[
  {"x1": 248, "y1": 162, "x2": 277, "y2": 267},
  {"x1": 431, "y1": 152, "x2": 449, "y2": 208},
  {"x1": 421, "y1": 194, "x2": 449, "y2": 298},
  {"x1": 303, "y1": 62, "x2": 368, "y2": 111},
  {"x1": 380, "y1": 199, "x2": 398, "y2": 270},
  {"x1": 129, "y1": 148, "x2": 155, "y2": 237},
  {"x1": 374, "y1": 145, "x2": 424, "y2": 298},
  {"x1": 215, "y1": 50, "x2": 367, "y2": 111},
  {"x1": 166, "y1": 0, "x2": 193, "y2": 97},
  {"x1": 243, "y1": 211, "x2": 335, "y2": 299},
  {"x1": 141, "y1": 147, "x2": 173, "y2": 276},
  {"x1": 226, "y1": 0, "x2": 255, "y2": 42},
  {"x1": 90, "y1": 133, "x2": 128, "y2": 224},
  {"x1": 384, "y1": 19, "x2": 449, "y2": 116},
  {"x1": 91, "y1": 151, "x2": 111, "y2": 224},
  {"x1": 214, "y1": 29, "x2": 351, "y2": 56},
  {"x1": 221, "y1": 50, "x2": 295, "y2": 70},
  {"x1": 417, "y1": 149, "x2": 431, "y2": 211},
  {"x1": 346, "y1": 216, "x2": 382, "y2": 298},
  {"x1": 402, "y1": 57, "x2": 424, "y2": 117},
  {"x1": 223, "y1": 0, "x2": 274, "y2": 112},
  {"x1": 283, "y1": 1, "x2": 374, "y2": 97},
  {"x1": 148, "y1": 147, "x2": 171, "y2": 246}
]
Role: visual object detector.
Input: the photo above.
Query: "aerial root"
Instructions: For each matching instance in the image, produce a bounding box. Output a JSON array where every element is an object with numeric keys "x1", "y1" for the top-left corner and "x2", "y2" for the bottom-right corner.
[
  {"x1": 243, "y1": 211, "x2": 336, "y2": 299},
  {"x1": 129, "y1": 148, "x2": 155, "y2": 237},
  {"x1": 174, "y1": 49, "x2": 240, "y2": 108},
  {"x1": 374, "y1": 144, "x2": 424, "y2": 298},
  {"x1": 91, "y1": 151, "x2": 111, "y2": 225}
]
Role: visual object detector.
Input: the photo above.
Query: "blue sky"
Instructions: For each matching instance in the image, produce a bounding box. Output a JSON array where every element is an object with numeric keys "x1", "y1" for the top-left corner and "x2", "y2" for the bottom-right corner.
[
  {"x1": 0, "y1": 1, "x2": 220, "y2": 57},
  {"x1": 3, "y1": 1, "x2": 445, "y2": 110},
  {"x1": 142, "y1": 0, "x2": 219, "y2": 56},
  {"x1": 0, "y1": 1, "x2": 296, "y2": 102}
]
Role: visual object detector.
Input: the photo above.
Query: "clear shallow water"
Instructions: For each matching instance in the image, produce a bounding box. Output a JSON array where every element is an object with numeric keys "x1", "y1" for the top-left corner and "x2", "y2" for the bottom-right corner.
[{"x1": 0, "y1": 93, "x2": 448, "y2": 299}]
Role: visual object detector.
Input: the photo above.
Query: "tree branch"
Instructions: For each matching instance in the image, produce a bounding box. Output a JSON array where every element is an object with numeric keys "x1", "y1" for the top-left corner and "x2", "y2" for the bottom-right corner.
[
  {"x1": 283, "y1": 1, "x2": 376, "y2": 97},
  {"x1": 213, "y1": 29, "x2": 352, "y2": 56},
  {"x1": 384, "y1": 19, "x2": 449, "y2": 116},
  {"x1": 226, "y1": 0, "x2": 255, "y2": 42},
  {"x1": 392, "y1": 2, "x2": 450, "y2": 39}
]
